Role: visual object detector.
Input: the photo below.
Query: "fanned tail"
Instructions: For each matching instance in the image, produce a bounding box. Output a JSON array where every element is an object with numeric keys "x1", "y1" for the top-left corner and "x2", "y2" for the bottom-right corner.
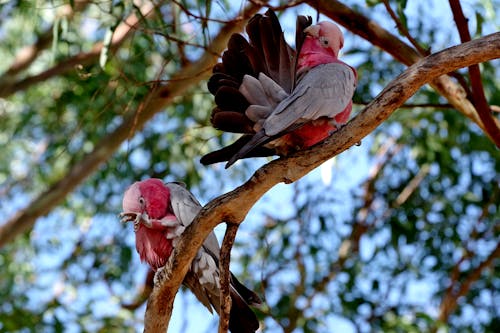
[{"x1": 202, "y1": 10, "x2": 312, "y2": 166}]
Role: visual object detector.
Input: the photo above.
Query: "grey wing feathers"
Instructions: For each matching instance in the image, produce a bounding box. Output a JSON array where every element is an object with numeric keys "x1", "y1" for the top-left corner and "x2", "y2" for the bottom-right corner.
[
  {"x1": 166, "y1": 182, "x2": 202, "y2": 228},
  {"x1": 166, "y1": 182, "x2": 221, "y2": 256},
  {"x1": 263, "y1": 62, "x2": 357, "y2": 136}
]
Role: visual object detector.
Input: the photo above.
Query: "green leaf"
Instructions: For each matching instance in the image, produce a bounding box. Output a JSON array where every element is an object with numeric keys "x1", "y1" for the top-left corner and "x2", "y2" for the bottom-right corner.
[{"x1": 99, "y1": 27, "x2": 114, "y2": 69}]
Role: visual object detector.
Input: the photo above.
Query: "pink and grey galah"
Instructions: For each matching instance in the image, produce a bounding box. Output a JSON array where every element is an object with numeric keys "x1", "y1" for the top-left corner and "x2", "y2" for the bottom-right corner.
[
  {"x1": 120, "y1": 179, "x2": 261, "y2": 333},
  {"x1": 200, "y1": 10, "x2": 357, "y2": 168}
]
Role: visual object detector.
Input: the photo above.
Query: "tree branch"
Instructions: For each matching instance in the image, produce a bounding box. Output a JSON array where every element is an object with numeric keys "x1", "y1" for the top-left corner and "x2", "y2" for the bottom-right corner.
[
  {"x1": 122, "y1": 269, "x2": 155, "y2": 310},
  {"x1": 448, "y1": 0, "x2": 500, "y2": 147},
  {"x1": 381, "y1": 0, "x2": 429, "y2": 55},
  {"x1": 356, "y1": 138, "x2": 401, "y2": 225},
  {"x1": 0, "y1": 3, "x2": 264, "y2": 249},
  {"x1": 308, "y1": 0, "x2": 500, "y2": 141},
  {"x1": 0, "y1": 1, "x2": 155, "y2": 98},
  {"x1": 218, "y1": 223, "x2": 239, "y2": 333},
  {"x1": 0, "y1": 0, "x2": 90, "y2": 79},
  {"x1": 146, "y1": 31, "x2": 500, "y2": 333},
  {"x1": 437, "y1": 240, "x2": 500, "y2": 324}
]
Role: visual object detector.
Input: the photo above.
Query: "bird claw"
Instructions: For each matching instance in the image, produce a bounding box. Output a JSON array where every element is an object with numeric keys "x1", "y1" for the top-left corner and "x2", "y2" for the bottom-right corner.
[
  {"x1": 153, "y1": 265, "x2": 169, "y2": 287},
  {"x1": 119, "y1": 212, "x2": 150, "y2": 231}
]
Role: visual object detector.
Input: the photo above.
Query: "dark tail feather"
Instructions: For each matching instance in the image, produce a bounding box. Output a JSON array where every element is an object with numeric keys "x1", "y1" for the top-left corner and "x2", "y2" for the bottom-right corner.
[
  {"x1": 203, "y1": 11, "x2": 314, "y2": 169},
  {"x1": 294, "y1": 15, "x2": 313, "y2": 86},
  {"x1": 225, "y1": 131, "x2": 273, "y2": 168},
  {"x1": 208, "y1": 10, "x2": 298, "y2": 136},
  {"x1": 200, "y1": 135, "x2": 275, "y2": 166},
  {"x1": 230, "y1": 273, "x2": 262, "y2": 306},
  {"x1": 229, "y1": 289, "x2": 260, "y2": 333}
]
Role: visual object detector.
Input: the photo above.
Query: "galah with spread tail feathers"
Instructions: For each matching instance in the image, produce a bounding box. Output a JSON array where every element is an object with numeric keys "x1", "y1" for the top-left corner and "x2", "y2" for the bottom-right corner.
[
  {"x1": 200, "y1": 10, "x2": 357, "y2": 168},
  {"x1": 120, "y1": 179, "x2": 261, "y2": 333}
]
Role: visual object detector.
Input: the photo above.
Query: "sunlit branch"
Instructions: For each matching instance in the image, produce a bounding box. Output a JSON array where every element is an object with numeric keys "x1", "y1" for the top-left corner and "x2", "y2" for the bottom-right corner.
[
  {"x1": 354, "y1": 102, "x2": 455, "y2": 109},
  {"x1": 1, "y1": 29, "x2": 53, "y2": 78}
]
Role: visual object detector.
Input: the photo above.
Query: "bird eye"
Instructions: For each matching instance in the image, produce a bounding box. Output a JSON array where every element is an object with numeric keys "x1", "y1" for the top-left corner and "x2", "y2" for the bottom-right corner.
[
  {"x1": 139, "y1": 197, "x2": 145, "y2": 206},
  {"x1": 319, "y1": 36, "x2": 329, "y2": 46}
]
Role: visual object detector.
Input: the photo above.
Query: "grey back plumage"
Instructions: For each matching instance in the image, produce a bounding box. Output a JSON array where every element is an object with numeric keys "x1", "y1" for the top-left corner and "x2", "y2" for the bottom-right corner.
[{"x1": 263, "y1": 62, "x2": 357, "y2": 136}]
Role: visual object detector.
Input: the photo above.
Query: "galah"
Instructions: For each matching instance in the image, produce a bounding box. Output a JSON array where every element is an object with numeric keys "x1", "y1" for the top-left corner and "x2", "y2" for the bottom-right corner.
[
  {"x1": 200, "y1": 10, "x2": 357, "y2": 168},
  {"x1": 120, "y1": 179, "x2": 261, "y2": 333}
]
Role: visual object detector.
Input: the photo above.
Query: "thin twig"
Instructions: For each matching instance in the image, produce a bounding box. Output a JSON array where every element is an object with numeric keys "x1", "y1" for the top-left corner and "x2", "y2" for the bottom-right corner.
[
  {"x1": 356, "y1": 139, "x2": 401, "y2": 225},
  {"x1": 171, "y1": 0, "x2": 241, "y2": 24},
  {"x1": 381, "y1": 0, "x2": 429, "y2": 55},
  {"x1": 394, "y1": 164, "x2": 430, "y2": 206},
  {"x1": 218, "y1": 223, "x2": 239, "y2": 333},
  {"x1": 355, "y1": 102, "x2": 455, "y2": 109},
  {"x1": 437, "y1": 240, "x2": 500, "y2": 324},
  {"x1": 248, "y1": 0, "x2": 306, "y2": 11}
]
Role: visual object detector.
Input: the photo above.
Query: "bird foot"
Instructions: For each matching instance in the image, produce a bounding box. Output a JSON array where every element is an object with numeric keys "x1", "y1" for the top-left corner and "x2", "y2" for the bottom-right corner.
[
  {"x1": 119, "y1": 212, "x2": 143, "y2": 231},
  {"x1": 153, "y1": 264, "x2": 171, "y2": 287}
]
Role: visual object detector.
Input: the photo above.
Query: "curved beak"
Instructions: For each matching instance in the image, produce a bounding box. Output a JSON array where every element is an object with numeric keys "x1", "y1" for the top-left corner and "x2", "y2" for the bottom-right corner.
[{"x1": 303, "y1": 24, "x2": 320, "y2": 38}]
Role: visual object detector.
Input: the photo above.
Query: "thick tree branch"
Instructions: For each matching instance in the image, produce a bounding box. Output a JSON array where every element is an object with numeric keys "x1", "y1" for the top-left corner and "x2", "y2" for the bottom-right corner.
[
  {"x1": 308, "y1": 0, "x2": 500, "y2": 140},
  {"x1": 0, "y1": 4, "x2": 264, "y2": 249},
  {"x1": 0, "y1": 1, "x2": 155, "y2": 98},
  {"x1": 448, "y1": 0, "x2": 500, "y2": 147},
  {"x1": 146, "y1": 32, "x2": 500, "y2": 333}
]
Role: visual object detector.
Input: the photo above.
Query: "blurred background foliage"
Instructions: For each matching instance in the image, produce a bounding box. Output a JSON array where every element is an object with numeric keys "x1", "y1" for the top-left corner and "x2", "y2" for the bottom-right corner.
[{"x1": 0, "y1": 0, "x2": 498, "y2": 332}]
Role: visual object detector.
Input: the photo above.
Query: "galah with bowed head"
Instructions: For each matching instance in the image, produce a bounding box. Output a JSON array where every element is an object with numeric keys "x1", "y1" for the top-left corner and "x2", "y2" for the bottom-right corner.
[
  {"x1": 201, "y1": 10, "x2": 357, "y2": 168},
  {"x1": 120, "y1": 179, "x2": 261, "y2": 333}
]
